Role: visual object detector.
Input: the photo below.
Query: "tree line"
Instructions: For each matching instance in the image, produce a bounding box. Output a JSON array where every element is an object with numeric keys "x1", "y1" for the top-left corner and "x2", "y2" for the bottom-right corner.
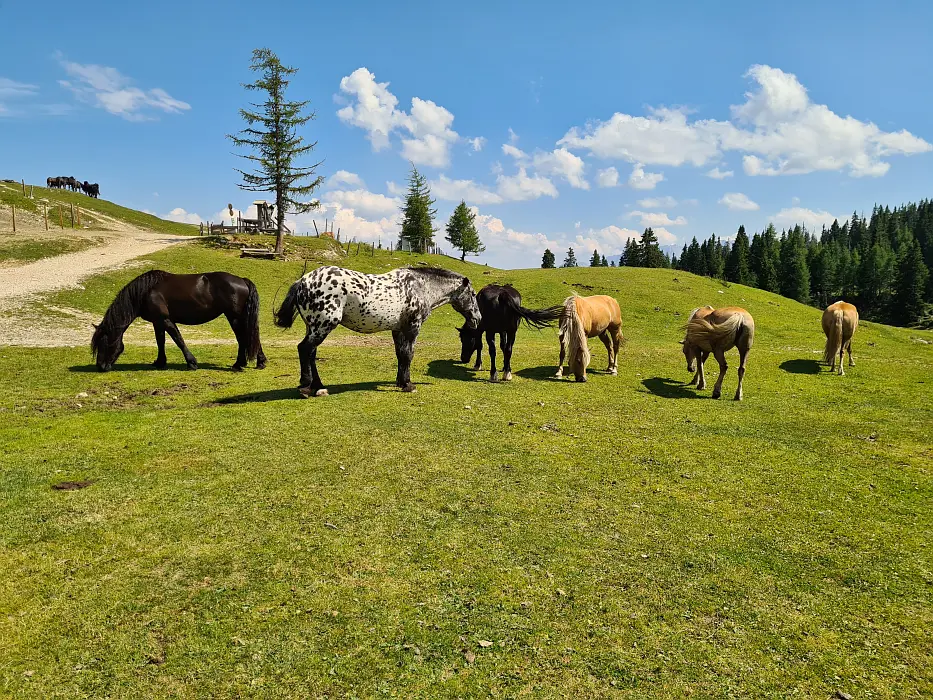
[{"x1": 671, "y1": 201, "x2": 932, "y2": 327}]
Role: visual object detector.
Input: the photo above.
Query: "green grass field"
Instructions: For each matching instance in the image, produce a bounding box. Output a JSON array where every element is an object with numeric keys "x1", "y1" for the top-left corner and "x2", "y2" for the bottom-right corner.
[
  {"x1": 0, "y1": 182, "x2": 197, "y2": 236},
  {"x1": 1, "y1": 238, "x2": 931, "y2": 698}
]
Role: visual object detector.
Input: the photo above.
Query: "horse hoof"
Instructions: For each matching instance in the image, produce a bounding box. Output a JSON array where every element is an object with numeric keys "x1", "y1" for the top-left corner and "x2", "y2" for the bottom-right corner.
[
  {"x1": 315, "y1": 389, "x2": 329, "y2": 397},
  {"x1": 712, "y1": 391, "x2": 721, "y2": 399},
  {"x1": 187, "y1": 363, "x2": 198, "y2": 371},
  {"x1": 607, "y1": 369, "x2": 617, "y2": 376},
  {"x1": 256, "y1": 361, "x2": 267, "y2": 370},
  {"x1": 231, "y1": 364, "x2": 245, "y2": 372},
  {"x1": 490, "y1": 374, "x2": 499, "y2": 383},
  {"x1": 504, "y1": 372, "x2": 513, "y2": 382}
]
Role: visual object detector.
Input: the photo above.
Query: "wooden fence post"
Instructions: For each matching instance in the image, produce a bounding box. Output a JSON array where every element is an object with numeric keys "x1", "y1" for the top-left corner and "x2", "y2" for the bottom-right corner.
[
  {"x1": 59, "y1": 205, "x2": 64, "y2": 229},
  {"x1": 313, "y1": 220, "x2": 319, "y2": 237},
  {"x1": 70, "y1": 203, "x2": 75, "y2": 229},
  {"x1": 11, "y1": 205, "x2": 15, "y2": 233},
  {"x1": 76, "y1": 205, "x2": 81, "y2": 227},
  {"x1": 44, "y1": 204, "x2": 48, "y2": 231},
  {"x1": 345, "y1": 239, "x2": 351, "y2": 255},
  {"x1": 21, "y1": 179, "x2": 25, "y2": 196},
  {"x1": 356, "y1": 241, "x2": 361, "y2": 255}
]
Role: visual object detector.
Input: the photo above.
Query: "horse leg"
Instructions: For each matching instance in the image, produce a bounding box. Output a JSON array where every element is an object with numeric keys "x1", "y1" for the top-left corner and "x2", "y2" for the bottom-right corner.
[
  {"x1": 695, "y1": 350, "x2": 709, "y2": 389},
  {"x1": 502, "y1": 329, "x2": 516, "y2": 381},
  {"x1": 610, "y1": 325, "x2": 623, "y2": 375},
  {"x1": 392, "y1": 322, "x2": 422, "y2": 392},
  {"x1": 734, "y1": 347, "x2": 749, "y2": 401},
  {"x1": 472, "y1": 337, "x2": 482, "y2": 371},
  {"x1": 711, "y1": 348, "x2": 728, "y2": 399},
  {"x1": 226, "y1": 314, "x2": 248, "y2": 371},
  {"x1": 838, "y1": 342, "x2": 845, "y2": 376},
  {"x1": 255, "y1": 341, "x2": 267, "y2": 370},
  {"x1": 486, "y1": 330, "x2": 498, "y2": 382},
  {"x1": 152, "y1": 323, "x2": 167, "y2": 368},
  {"x1": 598, "y1": 331, "x2": 614, "y2": 374},
  {"x1": 555, "y1": 332, "x2": 566, "y2": 378},
  {"x1": 163, "y1": 320, "x2": 198, "y2": 370},
  {"x1": 847, "y1": 339, "x2": 855, "y2": 367}
]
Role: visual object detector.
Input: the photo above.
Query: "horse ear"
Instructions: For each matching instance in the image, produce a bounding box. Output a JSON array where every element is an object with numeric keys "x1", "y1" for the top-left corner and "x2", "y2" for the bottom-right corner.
[
  {"x1": 92, "y1": 323, "x2": 98, "y2": 330},
  {"x1": 461, "y1": 277, "x2": 469, "y2": 286}
]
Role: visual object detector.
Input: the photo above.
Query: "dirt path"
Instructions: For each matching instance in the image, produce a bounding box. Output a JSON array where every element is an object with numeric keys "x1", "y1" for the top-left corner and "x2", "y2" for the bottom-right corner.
[{"x1": 0, "y1": 230, "x2": 192, "y2": 346}]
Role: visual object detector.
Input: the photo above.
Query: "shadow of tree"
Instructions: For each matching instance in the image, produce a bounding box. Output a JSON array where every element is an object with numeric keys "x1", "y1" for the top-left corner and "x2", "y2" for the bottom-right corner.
[
  {"x1": 779, "y1": 359, "x2": 822, "y2": 375},
  {"x1": 641, "y1": 377, "x2": 700, "y2": 399}
]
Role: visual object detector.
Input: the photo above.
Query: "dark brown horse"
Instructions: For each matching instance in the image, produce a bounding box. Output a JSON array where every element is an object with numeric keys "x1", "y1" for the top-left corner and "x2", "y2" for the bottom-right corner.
[{"x1": 91, "y1": 270, "x2": 266, "y2": 372}]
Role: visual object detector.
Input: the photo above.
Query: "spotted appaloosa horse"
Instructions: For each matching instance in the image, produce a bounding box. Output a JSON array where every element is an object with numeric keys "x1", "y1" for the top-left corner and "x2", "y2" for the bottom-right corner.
[{"x1": 275, "y1": 265, "x2": 481, "y2": 397}]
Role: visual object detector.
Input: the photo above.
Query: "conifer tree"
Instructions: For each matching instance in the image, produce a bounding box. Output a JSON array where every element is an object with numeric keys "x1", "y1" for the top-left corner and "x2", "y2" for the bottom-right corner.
[
  {"x1": 541, "y1": 248, "x2": 556, "y2": 269},
  {"x1": 590, "y1": 249, "x2": 602, "y2": 267},
  {"x1": 779, "y1": 226, "x2": 811, "y2": 302},
  {"x1": 562, "y1": 247, "x2": 578, "y2": 268},
  {"x1": 892, "y1": 237, "x2": 930, "y2": 325},
  {"x1": 228, "y1": 48, "x2": 323, "y2": 254},
  {"x1": 601, "y1": 254, "x2": 609, "y2": 267},
  {"x1": 399, "y1": 164, "x2": 437, "y2": 253},
  {"x1": 640, "y1": 228, "x2": 665, "y2": 268},
  {"x1": 725, "y1": 225, "x2": 753, "y2": 285},
  {"x1": 444, "y1": 200, "x2": 484, "y2": 261}
]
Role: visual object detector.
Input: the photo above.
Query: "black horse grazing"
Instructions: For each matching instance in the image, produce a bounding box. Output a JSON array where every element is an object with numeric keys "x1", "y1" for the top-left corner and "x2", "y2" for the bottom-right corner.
[
  {"x1": 91, "y1": 270, "x2": 267, "y2": 372},
  {"x1": 458, "y1": 284, "x2": 562, "y2": 382}
]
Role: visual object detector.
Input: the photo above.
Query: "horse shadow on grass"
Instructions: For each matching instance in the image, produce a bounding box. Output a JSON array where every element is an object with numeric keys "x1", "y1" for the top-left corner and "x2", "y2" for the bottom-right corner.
[
  {"x1": 213, "y1": 380, "x2": 415, "y2": 404},
  {"x1": 426, "y1": 359, "x2": 476, "y2": 382},
  {"x1": 69, "y1": 362, "x2": 236, "y2": 373},
  {"x1": 641, "y1": 377, "x2": 701, "y2": 399},
  {"x1": 779, "y1": 359, "x2": 822, "y2": 375}
]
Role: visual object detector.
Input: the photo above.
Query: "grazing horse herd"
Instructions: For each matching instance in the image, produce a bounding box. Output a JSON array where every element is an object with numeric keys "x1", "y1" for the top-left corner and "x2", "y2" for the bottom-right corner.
[
  {"x1": 92, "y1": 263, "x2": 859, "y2": 400},
  {"x1": 47, "y1": 176, "x2": 100, "y2": 198}
]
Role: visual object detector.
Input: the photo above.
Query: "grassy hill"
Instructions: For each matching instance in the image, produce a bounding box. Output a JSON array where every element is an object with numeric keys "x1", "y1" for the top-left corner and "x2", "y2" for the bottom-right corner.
[
  {"x1": 0, "y1": 181, "x2": 197, "y2": 236},
  {"x1": 1, "y1": 240, "x2": 931, "y2": 698}
]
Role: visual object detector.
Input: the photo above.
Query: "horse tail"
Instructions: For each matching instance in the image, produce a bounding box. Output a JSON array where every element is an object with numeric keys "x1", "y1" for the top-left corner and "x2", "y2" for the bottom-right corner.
[
  {"x1": 686, "y1": 312, "x2": 743, "y2": 348},
  {"x1": 561, "y1": 296, "x2": 590, "y2": 369},
  {"x1": 274, "y1": 280, "x2": 301, "y2": 329},
  {"x1": 824, "y1": 309, "x2": 843, "y2": 365},
  {"x1": 502, "y1": 294, "x2": 563, "y2": 329},
  {"x1": 243, "y1": 278, "x2": 262, "y2": 362}
]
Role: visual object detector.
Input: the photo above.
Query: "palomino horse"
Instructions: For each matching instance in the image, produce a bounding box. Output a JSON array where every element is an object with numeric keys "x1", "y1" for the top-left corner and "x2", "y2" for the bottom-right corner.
[
  {"x1": 822, "y1": 301, "x2": 858, "y2": 375},
  {"x1": 458, "y1": 284, "x2": 562, "y2": 382},
  {"x1": 681, "y1": 306, "x2": 755, "y2": 400},
  {"x1": 275, "y1": 265, "x2": 481, "y2": 396},
  {"x1": 685, "y1": 306, "x2": 715, "y2": 386},
  {"x1": 92, "y1": 270, "x2": 266, "y2": 372},
  {"x1": 555, "y1": 294, "x2": 624, "y2": 382}
]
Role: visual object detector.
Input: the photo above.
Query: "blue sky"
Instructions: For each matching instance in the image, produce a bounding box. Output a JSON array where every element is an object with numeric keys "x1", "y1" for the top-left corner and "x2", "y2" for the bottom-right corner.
[{"x1": 3, "y1": 0, "x2": 932, "y2": 267}]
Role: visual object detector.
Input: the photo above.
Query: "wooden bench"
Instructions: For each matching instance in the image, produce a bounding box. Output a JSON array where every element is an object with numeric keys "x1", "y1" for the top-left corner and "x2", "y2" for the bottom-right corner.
[{"x1": 240, "y1": 248, "x2": 284, "y2": 259}]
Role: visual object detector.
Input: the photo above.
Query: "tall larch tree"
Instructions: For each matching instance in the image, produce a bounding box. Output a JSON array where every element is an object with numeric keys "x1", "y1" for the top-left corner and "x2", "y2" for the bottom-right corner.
[{"x1": 228, "y1": 48, "x2": 323, "y2": 254}]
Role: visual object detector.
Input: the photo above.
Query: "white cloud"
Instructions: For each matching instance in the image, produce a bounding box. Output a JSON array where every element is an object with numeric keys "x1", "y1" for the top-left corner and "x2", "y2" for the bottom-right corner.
[
  {"x1": 0, "y1": 78, "x2": 38, "y2": 99},
  {"x1": 386, "y1": 181, "x2": 404, "y2": 196},
  {"x1": 629, "y1": 211, "x2": 687, "y2": 227},
  {"x1": 651, "y1": 227, "x2": 678, "y2": 245},
  {"x1": 706, "y1": 167, "x2": 733, "y2": 179},
  {"x1": 57, "y1": 55, "x2": 190, "y2": 121},
  {"x1": 532, "y1": 147, "x2": 589, "y2": 189},
  {"x1": 508, "y1": 128, "x2": 519, "y2": 144},
  {"x1": 627, "y1": 163, "x2": 664, "y2": 190},
  {"x1": 322, "y1": 188, "x2": 400, "y2": 219},
  {"x1": 558, "y1": 64, "x2": 930, "y2": 178},
  {"x1": 771, "y1": 206, "x2": 844, "y2": 231},
  {"x1": 337, "y1": 68, "x2": 459, "y2": 167},
  {"x1": 496, "y1": 167, "x2": 558, "y2": 201},
  {"x1": 502, "y1": 143, "x2": 528, "y2": 161},
  {"x1": 164, "y1": 207, "x2": 201, "y2": 224},
  {"x1": 467, "y1": 136, "x2": 486, "y2": 152},
  {"x1": 574, "y1": 221, "x2": 581, "y2": 230},
  {"x1": 431, "y1": 174, "x2": 503, "y2": 205},
  {"x1": 596, "y1": 167, "x2": 619, "y2": 188},
  {"x1": 328, "y1": 170, "x2": 365, "y2": 188},
  {"x1": 636, "y1": 195, "x2": 678, "y2": 208},
  {"x1": 718, "y1": 192, "x2": 760, "y2": 211}
]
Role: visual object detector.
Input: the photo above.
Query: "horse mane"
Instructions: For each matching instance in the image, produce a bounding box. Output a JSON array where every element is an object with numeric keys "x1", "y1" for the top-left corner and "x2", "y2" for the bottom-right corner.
[
  {"x1": 407, "y1": 266, "x2": 465, "y2": 281},
  {"x1": 684, "y1": 312, "x2": 743, "y2": 348},
  {"x1": 560, "y1": 295, "x2": 590, "y2": 370},
  {"x1": 91, "y1": 270, "x2": 168, "y2": 357}
]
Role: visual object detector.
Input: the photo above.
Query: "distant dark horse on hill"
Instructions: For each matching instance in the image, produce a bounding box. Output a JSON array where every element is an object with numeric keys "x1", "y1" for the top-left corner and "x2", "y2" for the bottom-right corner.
[
  {"x1": 91, "y1": 270, "x2": 267, "y2": 372},
  {"x1": 275, "y1": 265, "x2": 480, "y2": 396},
  {"x1": 81, "y1": 181, "x2": 100, "y2": 198},
  {"x1": 458, "y1": 284, "x2": 562, "y2": 382}
]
